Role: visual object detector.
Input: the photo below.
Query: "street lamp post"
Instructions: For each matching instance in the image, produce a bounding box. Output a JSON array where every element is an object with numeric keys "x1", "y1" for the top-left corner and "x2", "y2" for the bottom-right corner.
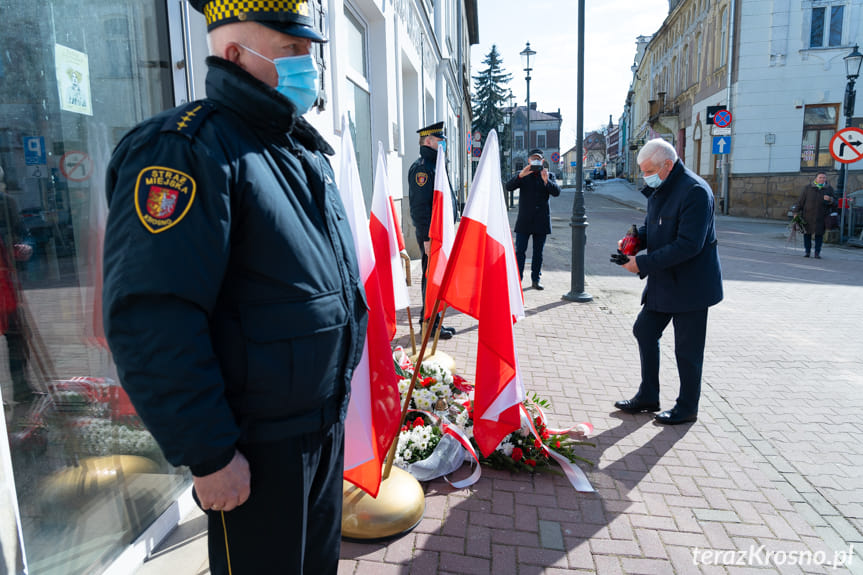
[
  {"x1": 838, "y1": 44, "x2": 862, "y2": 243},
  {"x1": 520, "y1": 42, "x2": 536, "y2": 161},
  {"x1": 564, "y1": 0, "x2": 592, "y2": 303}
]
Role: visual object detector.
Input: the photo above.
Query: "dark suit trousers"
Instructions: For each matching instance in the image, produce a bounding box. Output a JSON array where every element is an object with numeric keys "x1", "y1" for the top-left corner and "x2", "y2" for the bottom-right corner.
[
  {"x1": 205, "y1": 421, "x2": 345, "y2": 575},
  {"x1": 633, "y1": 308, "x2": 709, "y2": 415},
  {"x1": 515, "y1": 232, "x2": 547, "y2": 283}
]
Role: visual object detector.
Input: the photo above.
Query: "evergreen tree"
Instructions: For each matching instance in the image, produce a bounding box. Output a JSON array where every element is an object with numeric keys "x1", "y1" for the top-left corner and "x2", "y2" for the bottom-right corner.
[{"x1": 471, "y1": 45, "x2": 512, "y2": 139}]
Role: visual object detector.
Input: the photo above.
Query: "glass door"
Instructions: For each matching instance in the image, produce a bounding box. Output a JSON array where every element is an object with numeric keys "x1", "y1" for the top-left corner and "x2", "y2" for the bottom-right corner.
[{"x1": 0, "y1": 1, "x2": 190, "y2": 572}]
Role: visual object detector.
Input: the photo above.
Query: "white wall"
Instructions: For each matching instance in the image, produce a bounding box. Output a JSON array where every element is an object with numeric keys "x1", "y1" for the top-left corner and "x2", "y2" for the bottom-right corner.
[{"x1": 731, "y1": 0, "x2": 862, "y2": 175}]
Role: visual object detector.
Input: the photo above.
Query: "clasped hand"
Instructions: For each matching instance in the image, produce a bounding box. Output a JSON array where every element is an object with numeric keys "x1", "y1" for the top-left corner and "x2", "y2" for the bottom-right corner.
[{"x1": 193, "y1": 450, "x2": 251, "y2": 512}]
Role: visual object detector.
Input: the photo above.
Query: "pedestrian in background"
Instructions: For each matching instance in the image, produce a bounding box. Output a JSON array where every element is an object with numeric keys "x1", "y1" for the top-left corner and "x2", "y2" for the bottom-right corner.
[
  {"x1": 408, "y1": 121, "x2": 454, "y2": 338},
  {"x1": 102, "y1": 1, "x2": 366, "y2": 573},
  {"x1": 614, "y1": 138, "x2": 723, "y2": 425},
  {"x1": 793, "y1": 172, "x2": 835, "y2": 258},
  {"x1": 505, "y1": 148, "x2": 561, "y2": 290}
]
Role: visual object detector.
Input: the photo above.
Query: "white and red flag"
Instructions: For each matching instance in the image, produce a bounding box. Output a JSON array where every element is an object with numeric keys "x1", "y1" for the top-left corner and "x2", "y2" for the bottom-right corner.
[
  {"x1": 438, "y1": 130, "x2": 525, "y2": 457},
  {"x1": 337, "y1": 119, "x2": 401, "y2": 497},
  {"x1": 369, "y1": 142, "x2": 410, "y2": 340},
  {"x1": 423, "y1": 143, "x2": 456, "y2": 321}
]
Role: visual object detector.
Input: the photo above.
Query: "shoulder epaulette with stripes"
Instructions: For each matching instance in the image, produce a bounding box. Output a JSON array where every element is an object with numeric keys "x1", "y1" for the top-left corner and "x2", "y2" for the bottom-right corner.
[{"x1": 161, "y1": 100, "x2": 215, "y2": 139}]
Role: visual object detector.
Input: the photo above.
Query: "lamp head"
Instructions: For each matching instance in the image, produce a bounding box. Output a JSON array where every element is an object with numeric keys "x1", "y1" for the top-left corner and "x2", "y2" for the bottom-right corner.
[
  {"x1": 520, "y1": 42, "x2": 536, "y2": 71},
  {"x1": 845, "y1": 45, "x2": 863, "y2": 80}
]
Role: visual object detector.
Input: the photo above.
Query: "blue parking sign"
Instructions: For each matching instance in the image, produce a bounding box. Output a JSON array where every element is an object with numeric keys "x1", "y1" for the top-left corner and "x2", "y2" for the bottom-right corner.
[{"x1": 24, "y1": 136, "x2": 46, "y2": 165}]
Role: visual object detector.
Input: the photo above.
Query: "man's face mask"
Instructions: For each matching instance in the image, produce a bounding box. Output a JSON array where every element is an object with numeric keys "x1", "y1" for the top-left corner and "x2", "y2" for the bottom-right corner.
[
  {"x1": 643, "y1": 173, "x2": 662, "y2": 188},
  {"x1": 240, "y1": 44, "x2": 319, "y2": 115}
]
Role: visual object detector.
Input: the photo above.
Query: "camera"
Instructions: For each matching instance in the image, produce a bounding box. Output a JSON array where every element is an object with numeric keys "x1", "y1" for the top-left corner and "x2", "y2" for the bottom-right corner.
[{"x1": 530, "y1": 164, "x2": 542, "y2": 172}]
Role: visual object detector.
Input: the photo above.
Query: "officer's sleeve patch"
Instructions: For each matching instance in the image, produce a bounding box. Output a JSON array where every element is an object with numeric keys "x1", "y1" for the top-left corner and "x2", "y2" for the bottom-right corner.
[
  {"x1": 415, "y1": 172, "x2": 429, "y2": 187},
  {"x1": 134, "y1": 166, "x2": 196, "y2": 234}
]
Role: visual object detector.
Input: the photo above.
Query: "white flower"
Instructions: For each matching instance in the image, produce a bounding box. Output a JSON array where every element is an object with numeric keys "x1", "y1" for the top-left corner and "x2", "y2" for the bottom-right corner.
[{"x1": 499, "y1": 441, "x2": 514, "y2": 456}]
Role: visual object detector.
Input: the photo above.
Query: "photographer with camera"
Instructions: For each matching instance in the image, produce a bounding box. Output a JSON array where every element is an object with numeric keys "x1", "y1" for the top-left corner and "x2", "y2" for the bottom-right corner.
[{"x1": 505, "y1": 148, "x2": 560, "y2": 290}]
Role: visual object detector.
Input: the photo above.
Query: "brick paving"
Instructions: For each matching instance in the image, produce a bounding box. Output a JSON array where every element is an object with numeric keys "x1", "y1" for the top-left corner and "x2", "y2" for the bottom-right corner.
[{"x1": 139, "y1": 180, "x2": 863, "y2": 574}]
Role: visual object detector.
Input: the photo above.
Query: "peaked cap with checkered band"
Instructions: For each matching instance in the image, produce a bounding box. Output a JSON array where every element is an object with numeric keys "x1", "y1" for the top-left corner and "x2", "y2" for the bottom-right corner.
[{"x1": 188, "y1": 0, "x2": 326, "y2": 42}]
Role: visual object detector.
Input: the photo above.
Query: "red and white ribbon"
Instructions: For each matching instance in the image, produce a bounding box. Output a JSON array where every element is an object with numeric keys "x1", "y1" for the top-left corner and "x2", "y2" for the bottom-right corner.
[{"x1": 519, "y1": 405, "x2": 594, "y2": 493}]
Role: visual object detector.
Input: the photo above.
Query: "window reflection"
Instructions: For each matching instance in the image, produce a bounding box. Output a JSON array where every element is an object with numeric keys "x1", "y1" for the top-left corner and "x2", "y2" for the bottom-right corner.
[{"x1": 0, "y1": 1, "x2": 187, "y2": 572}]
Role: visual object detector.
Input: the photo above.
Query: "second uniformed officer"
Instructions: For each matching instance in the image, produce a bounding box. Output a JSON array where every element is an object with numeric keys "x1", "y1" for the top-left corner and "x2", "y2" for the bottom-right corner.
[
  {"x1": 102, "y1": 1, "x2": 365, "y2": 573},
  {"x1": 408, "y1": 121, "x2": 454, "y2": 339}
]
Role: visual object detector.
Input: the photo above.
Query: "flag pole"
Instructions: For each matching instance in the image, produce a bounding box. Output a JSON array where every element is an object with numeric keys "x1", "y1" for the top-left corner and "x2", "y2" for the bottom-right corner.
[
  {"x1": 382, "y1": 296, "x2": 444, "y2": 480},
  {"x1": 401, "y1": 251, "x2": 417, "y2": 354},
  {"x1": 430, "y1": 305, "x2": 448, "y2": 355},
  {"x1": 384, "y1": 215, "x2": 469, "y2": 478}
]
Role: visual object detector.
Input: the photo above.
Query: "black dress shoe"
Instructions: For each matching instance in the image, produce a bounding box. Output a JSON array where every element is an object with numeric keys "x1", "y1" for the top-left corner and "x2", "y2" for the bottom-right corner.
[
  {"x1": 531, "y1": 281, "x2": 545, "y2": 290},
  {"x1": 435, "y1": 328, "x2": 453, "y2": 340},
  {"x1": 613, "y1": 397, "x2": 660, "y2": 414},
  {"x1": 654, "y1": 408, "x2": 697, "y2": 425},
  {"x1": 440, "y1": 325, "x2": 456, "y2": 335}
]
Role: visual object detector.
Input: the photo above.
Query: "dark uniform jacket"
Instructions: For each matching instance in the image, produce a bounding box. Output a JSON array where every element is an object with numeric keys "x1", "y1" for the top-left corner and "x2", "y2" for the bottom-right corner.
[
  {"x1": 103, "y1": 56, "x2": 367, "y2": 477},
  {"x1": 505, "y1": 170, "x2": 561, "y2": 235},
  {"x1": 635, "y1": 160, "x2": 723, "y2": 313},
  {"x1": 408, "y1": 145, "x2": 438, "y2": 245},
  {"x1": 794, "y1": 183, "x2": 835, "y2": 235}
]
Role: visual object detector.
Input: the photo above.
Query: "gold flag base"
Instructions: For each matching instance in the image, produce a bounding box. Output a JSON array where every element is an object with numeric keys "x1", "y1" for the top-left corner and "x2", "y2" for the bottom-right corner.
[
  {"x1": 341, "y1": 466, "x2": 425, "y2": 541},
  {"x1": 409, "y1": 350, "x2": 456, "y2": 375}
]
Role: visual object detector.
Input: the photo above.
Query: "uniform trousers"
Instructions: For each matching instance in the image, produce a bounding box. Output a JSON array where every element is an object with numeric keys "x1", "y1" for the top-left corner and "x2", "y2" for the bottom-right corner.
[
  {"x1": 514, "y1": 232, "x2": 547, "y2": 283},
  {"x1": 205, "y1": 421, "x2": 345, "y2": 575},
  {"x1": 418, "y1": 240, "x2": 442, "y2": 326},
  {"x1": 633, "y1": 308, "x2": 708, "y2": 415}
]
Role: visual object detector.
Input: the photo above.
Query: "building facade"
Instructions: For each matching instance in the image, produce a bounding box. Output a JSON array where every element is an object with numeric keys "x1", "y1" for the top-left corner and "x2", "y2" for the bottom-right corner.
[
  {"x1": 625, "y1": 0, "x2": 862, "y2": 220},
  {"x1": 606, "y1": 116, "x2": 621, "y2": 178},
  {"x1": 502, "y1": 104, "x2": 562, "y2": 176},
  {"x1": 0, "y1": 1, "x2": 477, "y2": 573}
]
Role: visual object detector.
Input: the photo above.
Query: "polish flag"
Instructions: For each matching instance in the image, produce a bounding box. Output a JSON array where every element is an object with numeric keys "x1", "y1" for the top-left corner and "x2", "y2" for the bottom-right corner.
[
  {"x1": 369, "y1": 142, "x2": 409, "y2": 340},
  {"x1": 424, "y1": 143, "x2": 456, "y2": 320},
  {"x1": 338, "y1": 120, "x2": 401, "y2": 497},
  {"x1": 438, "y1": 130, "x2": 525, "y2": 456}
]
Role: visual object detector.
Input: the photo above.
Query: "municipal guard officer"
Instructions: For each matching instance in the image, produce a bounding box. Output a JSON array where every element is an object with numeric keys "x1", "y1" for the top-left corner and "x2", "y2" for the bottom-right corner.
[
  {"x1": 408, "y1": 121, "x2": 454, "y2": 338},
  {"x1": 102, "y1": 2, "x2": 365, "y2": 573}
]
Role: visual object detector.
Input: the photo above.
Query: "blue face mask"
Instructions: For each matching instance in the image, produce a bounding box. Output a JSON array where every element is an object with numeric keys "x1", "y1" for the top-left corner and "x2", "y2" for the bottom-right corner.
[
  {"x1": 438, "y1": 141, "x2": 446, "y2": 154},
  {"x1": 643, "y1": 173, "x2": 663, "y2": 188},
  {"x1": 241, "y1": 45, "x2": 319, "y2": 115}
]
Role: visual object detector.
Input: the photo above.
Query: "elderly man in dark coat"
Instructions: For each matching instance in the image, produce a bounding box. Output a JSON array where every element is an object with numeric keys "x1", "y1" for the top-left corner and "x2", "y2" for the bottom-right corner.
[
  {"x1": 504, "y1": 148, "x2": 561, "y2": 290},
  {"x1": 614, "y1": 138, "x2": 723, "y2": 425},
  {"x1": 793, "y1": 171, "x2": 835, "y2": 258}
]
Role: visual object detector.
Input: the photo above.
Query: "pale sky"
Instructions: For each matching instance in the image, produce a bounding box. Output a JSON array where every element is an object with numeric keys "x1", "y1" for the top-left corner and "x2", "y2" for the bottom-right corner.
[{"x1": 471, "y1": 0, "x2": 670, "y2": 150}]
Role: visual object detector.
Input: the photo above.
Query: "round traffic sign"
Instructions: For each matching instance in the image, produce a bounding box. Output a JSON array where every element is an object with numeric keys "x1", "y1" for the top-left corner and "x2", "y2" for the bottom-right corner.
[
  {"x1": 714, "y1": 110, "x2": 732, "y2": 128},
  {"x1": 829, "y1": 127, "x2": 863, "y2": 164},
  {"x1": 60, "y1": 151, "x2": 93, "y2": 182},
  {"x1": 551, "y1": 152, "x2": 560, "y2": 163}
]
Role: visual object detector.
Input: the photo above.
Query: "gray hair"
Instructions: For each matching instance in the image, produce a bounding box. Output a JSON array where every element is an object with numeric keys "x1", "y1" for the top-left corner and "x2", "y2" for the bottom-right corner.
[{"x1": 637, "y1": 138, "x2": 677, "y2": 167}]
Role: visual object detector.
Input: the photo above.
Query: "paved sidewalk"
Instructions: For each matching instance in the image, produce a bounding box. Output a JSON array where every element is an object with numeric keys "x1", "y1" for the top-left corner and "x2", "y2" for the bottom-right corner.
[{"x1": 137, "y1": 180, "x2": 863, "y2": 574}]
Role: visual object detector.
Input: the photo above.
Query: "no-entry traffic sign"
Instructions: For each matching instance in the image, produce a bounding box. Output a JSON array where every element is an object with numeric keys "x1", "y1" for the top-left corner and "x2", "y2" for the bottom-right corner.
[{"x1": 829, "y1": 127, "x2": 863, "y2": 164}]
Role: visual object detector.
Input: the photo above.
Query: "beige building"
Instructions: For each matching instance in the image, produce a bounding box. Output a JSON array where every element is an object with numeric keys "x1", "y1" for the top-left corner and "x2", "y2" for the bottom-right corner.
[{"x1": 625, "y1": 0, "x2": 863, "y2": 226}]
